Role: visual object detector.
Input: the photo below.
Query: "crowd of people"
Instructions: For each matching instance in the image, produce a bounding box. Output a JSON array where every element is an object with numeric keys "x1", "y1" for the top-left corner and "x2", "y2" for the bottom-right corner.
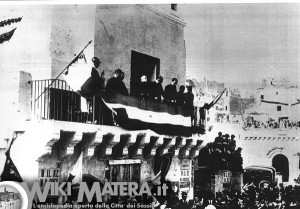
[
  {"x1": 198, "y1": 132, "x2": 243, "y2": 172},
  {"x1": 112, "y1": 182, "x2": 300, "y2": 209},
  {"x1": 244, "y1": 117, "x2": 300, "y2": 130},
  {"x1": 165, "y1": 183, "x2": 300, "y2": 209},
  {"x1": 107, "y1": 69, "x2": 194, "y2": 106}
]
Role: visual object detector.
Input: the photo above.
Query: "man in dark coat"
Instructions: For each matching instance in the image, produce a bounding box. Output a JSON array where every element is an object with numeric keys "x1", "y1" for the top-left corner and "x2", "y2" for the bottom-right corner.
[
  {"x1": 176, "y1": 85, "x2": 185, "y2": 105},
  {"x1": 150, "y1": 76, "x2": 164, "y2": 102},
  {"x1": 105, "y1": 69, "x2": 128, "y2": 95},
  {"x1": 78, "y1": 57, "x2": 104, "y2": 99},
  {"x1": 164, "y1": 78, "x2": 178, "y2": 103},
  {"x1": 184, "y1": 86, "x2": 194, "y2": 106},
  {"x1": 177, "y1": 192, "x2": 190, "y2": 209}
]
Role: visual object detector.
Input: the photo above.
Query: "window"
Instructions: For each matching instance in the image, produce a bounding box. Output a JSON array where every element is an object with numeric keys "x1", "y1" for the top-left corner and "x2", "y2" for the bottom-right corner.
[
  {"x1": 223, "y1": 171, "x2": 231, "y2": 184},
  {"x1": 261, "y1": 95, "x2": 264, "y2": 99},
  {"x1": 171, "y1": 4, "x2": 177, "y2": 11},
  {"x1": 130, "y1": 51, "x2": 160, "y2": 96},
  {"x1": 41, "y1": 169, "x2": 44, "y2": 177},
  {"x1": 225, "y1": 106, "x2": 227, "y2": 111},
  {"x1": 277, "y1": 106, "x2": 281, "y2": 111},
  {"x1": 207, "y1": 117, "x2": 210, "y2": 122}
]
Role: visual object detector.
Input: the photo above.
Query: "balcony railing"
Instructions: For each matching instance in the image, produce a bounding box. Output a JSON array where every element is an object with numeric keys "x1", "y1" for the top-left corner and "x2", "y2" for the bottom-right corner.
[{"x1": 31, "y1": 79, "x2": 205, "y2": 132}]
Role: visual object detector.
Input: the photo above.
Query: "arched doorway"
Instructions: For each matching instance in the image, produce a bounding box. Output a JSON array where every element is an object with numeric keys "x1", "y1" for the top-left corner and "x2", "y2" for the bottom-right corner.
[{"x1": 272, "y1": 154, "x2": 289, "y2": 182}]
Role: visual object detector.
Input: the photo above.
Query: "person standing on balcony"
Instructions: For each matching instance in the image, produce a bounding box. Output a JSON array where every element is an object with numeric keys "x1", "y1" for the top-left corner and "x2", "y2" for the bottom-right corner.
[
  {"x1": 105, "y1": 69, "x2": 128, "y2": 95},
  {"x1": 150, "y1": 76, "x2": 164, "y2": 102},
  {"x1": 139, "y1": 75, "x2": 150, "y2": 99},
  {"x1": 164, "y1": 78, "x2": 178, "y2": 103},
  {"x1": 79, "y1": 56, "x2": 104, "y2": 99},
  {"x1": 77, "y1": 57, "x2": 105, "y2": 118},
  {"x1": 176, "y1": 85, "x2": 186, "y2": 105},
  {"x1": 184, "y1": 86, "x2": 194, "y2": 106},
  {"x1": 184, "y1": 86, "x2": 194, "y2": 124}
]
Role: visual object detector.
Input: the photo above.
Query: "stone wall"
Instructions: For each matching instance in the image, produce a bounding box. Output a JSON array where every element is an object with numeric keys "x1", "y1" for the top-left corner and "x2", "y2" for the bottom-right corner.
[
  {"x1": 95, "y1": 4, "x2": 186, "y2": 92},
  {"x1": 50, "y1": 5, "x2": 96, "y2": 79},
  {"x1": 238, "y1": 136, "x2": 300, "y2": 185}
]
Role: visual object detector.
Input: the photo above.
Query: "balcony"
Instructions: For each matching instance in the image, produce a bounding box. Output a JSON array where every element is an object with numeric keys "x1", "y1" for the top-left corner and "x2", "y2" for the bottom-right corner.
[{"x1": 30, "y1": 79, "x2": 205, "y2": 135}]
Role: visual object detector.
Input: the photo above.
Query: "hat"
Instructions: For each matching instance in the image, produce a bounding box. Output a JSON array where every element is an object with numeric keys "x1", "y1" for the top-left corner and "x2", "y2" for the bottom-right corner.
[
  {"x1": 92, "y1": 57, "x2": 101, "y2": 63},
  {"x1": 115, "y1": 69, "x2": 123, "y2": 75},
  {"x1": 181, "y1": 191, "x2": 187, "y2": 196}
]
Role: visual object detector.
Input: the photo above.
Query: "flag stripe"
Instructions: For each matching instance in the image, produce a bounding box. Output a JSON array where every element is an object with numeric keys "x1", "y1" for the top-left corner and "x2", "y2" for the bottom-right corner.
[
  {"x1": 0, "y1": 28, "x2": 17, "y2": 44},
  {"x1": 104, "y1": 102, "x2": 191, "y2": 127},
  {"x1": 103, "y1": 92, "x2": 191, "y2": 117},
  {"x1": 115, "y1": 112, "x2": 192, "y2": 136}
]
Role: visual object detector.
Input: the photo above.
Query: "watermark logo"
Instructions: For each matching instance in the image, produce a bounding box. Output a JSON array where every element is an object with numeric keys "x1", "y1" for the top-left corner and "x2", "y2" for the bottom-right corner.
[
  {"x1": 0, "y1": 181, "x2": 28, "y2": 209},
  {"x1": 0, "y1": 181, "x2": 168, "y2": 209}
]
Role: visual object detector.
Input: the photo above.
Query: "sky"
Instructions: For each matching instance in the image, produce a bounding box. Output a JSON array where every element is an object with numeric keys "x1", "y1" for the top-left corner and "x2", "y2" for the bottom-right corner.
[{"x1": 179, "y1": 3, "x2": 300, "y2": 89}]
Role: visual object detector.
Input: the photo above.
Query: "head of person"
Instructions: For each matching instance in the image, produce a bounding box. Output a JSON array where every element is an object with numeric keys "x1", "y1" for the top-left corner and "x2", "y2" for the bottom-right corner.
[
  {"x1": 141, "y1": 75, "x2": 147, "y2": 83},
  {"x1": 92, "y1": 57, "x2": 101, "y2": 68},
  {"x1": 120, "y1": 72, "x2": 125, "y2": 81},
  {"x1": 114, "y1": 69, "x2": 123, "y2": 78},
  {"x1": 171, "y1": 78, "x2": 178, "y2": 86},
  {"x1": 218, "y1": 132, "x2": 222, "y2": 137},
  {"x1": 187, "y1": 86, "x2": 193, "y2": 93},
  {"x1": 156, "y1": 76, "x2": 163, "y2": 84},
  {"x1": 194, "y1": 197, "x2": 199, "y2": 202},
  {"x1": 179, "y1": 85, "x2": 185, "y2": 93},
  {"x1": 231, "y1": 134, "x2": 235, "y2": 140},
  {"x1": 182, "y1": 192, "x2": 187, "y2": 201}
]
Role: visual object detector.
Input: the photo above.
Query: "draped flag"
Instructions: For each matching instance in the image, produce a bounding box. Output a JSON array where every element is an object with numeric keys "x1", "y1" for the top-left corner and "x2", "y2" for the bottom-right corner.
[
  {"x1": 101, "y1": 92, "x2": 192, "y2": 136},
  {"x1": 0, "y1": 28, "x2": 17, "y2": 44},
  {"x1": 0, "y1": 132, "x2": 23, "y2": 182},
  {"x1": 70, "y1": 152, "x2": 83, "y2": 184}
]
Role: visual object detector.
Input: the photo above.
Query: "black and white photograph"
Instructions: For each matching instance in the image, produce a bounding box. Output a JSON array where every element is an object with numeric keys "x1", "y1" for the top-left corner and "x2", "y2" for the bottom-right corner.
[{"x1": 0, "y1": 1, "x2": 300, "y2": 209}]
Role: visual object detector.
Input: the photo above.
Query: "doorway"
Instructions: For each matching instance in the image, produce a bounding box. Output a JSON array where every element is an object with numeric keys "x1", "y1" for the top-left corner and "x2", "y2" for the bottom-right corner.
[
  {"x1": 272, "y1": 154, "x2": 289, "y2": 182},
  {"x1": 130, "y1": 51, "x2": 160, "y2": 96}
]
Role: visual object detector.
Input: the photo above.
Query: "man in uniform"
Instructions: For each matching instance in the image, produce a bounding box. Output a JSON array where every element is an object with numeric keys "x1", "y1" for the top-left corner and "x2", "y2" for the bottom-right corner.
[
  {"x1": 105, "y1": 69, "x2": 128, "y2": 95},
  {"x1": 78, "y1": 57, "x2": 104, "y2": 99},
  {"x1": 164, "y1": 78, "x2": 178, "y2": 103}
]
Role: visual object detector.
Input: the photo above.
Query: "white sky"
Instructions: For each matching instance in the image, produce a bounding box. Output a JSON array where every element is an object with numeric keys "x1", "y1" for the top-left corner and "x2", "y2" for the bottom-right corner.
[{"x1": 179, "y1": 3, "x2": 300, "y2": 88}]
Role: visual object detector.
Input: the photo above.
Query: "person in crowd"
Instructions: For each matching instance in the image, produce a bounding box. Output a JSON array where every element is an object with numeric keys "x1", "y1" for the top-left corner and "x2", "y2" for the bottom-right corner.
[
  {"x1": 176, "y1": 85, "x2": 186, "y2": 105},
  {"x1": 177, "y1": 192, "x2": 190, "y2": 209},
  {"x1": 164, "y1": 78, "x2": 178, "y2": 103},
  {"x1": 188, "y1": 196, "x2": 202, "y2": 209},
  {"x1": 166, "y1": 185, "x2": 179, "y2": 209},
  {"x1": 150, "y1": 76, "x2": 164, "y2": 102},
  {"x1": 215, "y1": 132, "x2": 223, "y2": 143},
  {"x1": 105, "y1": 69, "x2": 128, "y2": 95}
]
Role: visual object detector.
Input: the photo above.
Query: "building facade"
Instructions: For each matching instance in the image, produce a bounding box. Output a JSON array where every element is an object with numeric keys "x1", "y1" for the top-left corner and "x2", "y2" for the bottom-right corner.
[{"x1": 0, "y1": 4, "x2": 203, "y2": 203}]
